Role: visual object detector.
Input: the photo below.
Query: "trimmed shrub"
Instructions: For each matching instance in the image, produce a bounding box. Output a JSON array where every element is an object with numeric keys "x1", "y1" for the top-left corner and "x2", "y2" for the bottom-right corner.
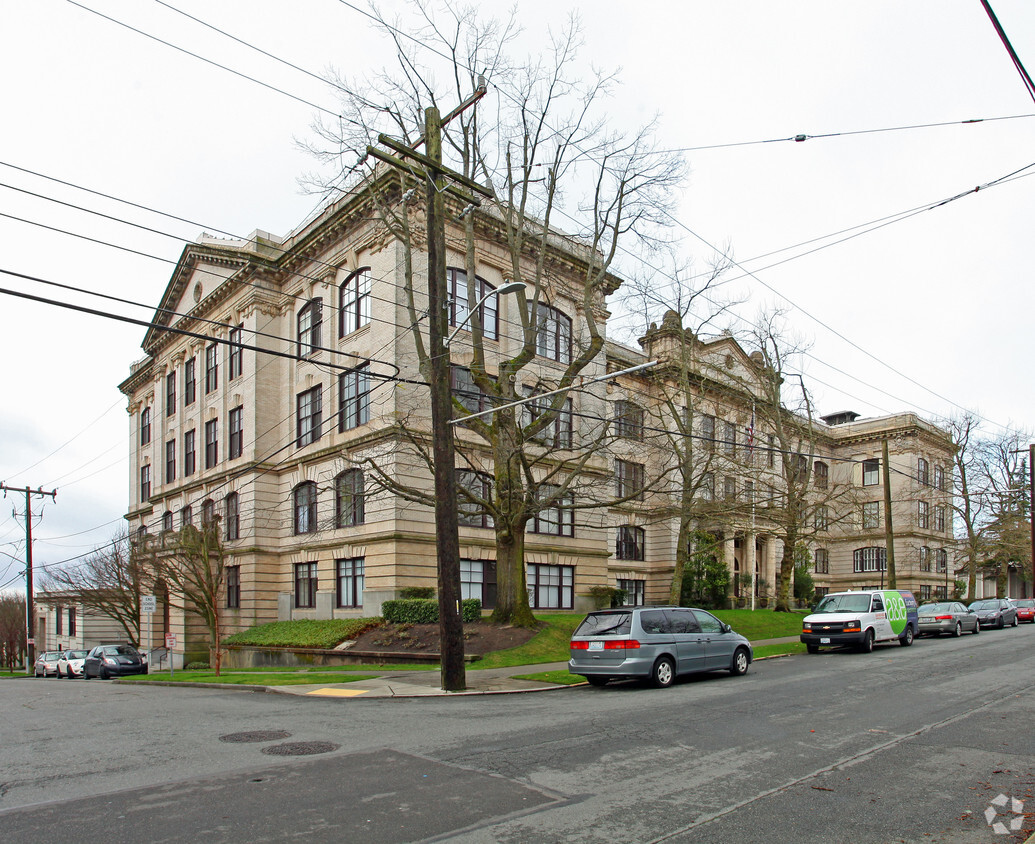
[
  {"x1": 382, "y1": 598, "x2": 482, "y2": 624},
  {"x1": 587, "y1": 585, "x2": 626, "y2": 609},
  {"x1": 186, "y1": 661, "x2": 210, "y2": 670}
]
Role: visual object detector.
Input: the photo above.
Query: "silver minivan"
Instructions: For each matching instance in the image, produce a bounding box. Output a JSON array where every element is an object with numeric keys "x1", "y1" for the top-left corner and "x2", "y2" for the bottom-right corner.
[{"x1": 569, "y1": 606, "x2": 753, "y2": 688}]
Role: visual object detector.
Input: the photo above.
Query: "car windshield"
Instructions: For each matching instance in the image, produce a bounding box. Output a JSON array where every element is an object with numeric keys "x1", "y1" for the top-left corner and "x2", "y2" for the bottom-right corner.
[
  {"x1": 574, "y1": 612, "x2": 632, "y2": 637},
  {"x1": 1015, "y1": 599, "x2": 1035, "y2": 608},
  {"x1": 970, "y1": 600, "x2": 997, "y2": 610},
  {"x1": 67, "y1": 650, "x2": 88, "y2": 659},
  {"x1": 919, "y1": 603, "x2": 951, "y2": 613},
  {"x1": 814, "y1": 594, "x2": 872, "y2": 614},
  {"x1": 102, "y1": 645, "x2": 138, "y2": 656}
]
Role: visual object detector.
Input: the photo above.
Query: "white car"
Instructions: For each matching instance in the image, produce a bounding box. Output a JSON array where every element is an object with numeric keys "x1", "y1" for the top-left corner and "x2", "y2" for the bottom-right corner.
[
  {"x1": 57, "y1": 649, "x2": 89, "y2": 678},
  {"x1": 34, "y1": 651, "x2": 62, "y2": 677}
]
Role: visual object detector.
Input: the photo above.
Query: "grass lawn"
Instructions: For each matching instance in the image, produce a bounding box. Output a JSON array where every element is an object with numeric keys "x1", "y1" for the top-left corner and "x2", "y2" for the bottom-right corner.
[
  {"x1": 712, "y1": 608, "x2": 807, "y2": 640},
  {"x1": 471, "y1": 613, "x2": 584, "y2": 670},
  {"x1": 122, "y1": 670, "x2": 380, "y2": 686},
  {"x1": 223, "y1": 618, "x2": 381, "y2": 649}
]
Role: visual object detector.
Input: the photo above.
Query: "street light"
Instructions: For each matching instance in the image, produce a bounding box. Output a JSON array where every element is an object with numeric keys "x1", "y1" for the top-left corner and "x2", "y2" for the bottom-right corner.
[{"x1": 445, "y1": 281, "x2": 526, "y2": 347}]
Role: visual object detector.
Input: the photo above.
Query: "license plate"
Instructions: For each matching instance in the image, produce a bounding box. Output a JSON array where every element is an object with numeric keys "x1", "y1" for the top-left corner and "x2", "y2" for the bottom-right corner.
[
  {"x1": 588, "y1": 641, "x2": 603, "y2": 651},
  {"x1": 920, "y1": 617, "x2": 934, "y2": 623},
  {"x1": 820, "y1": 637, "x2": 830, "y2": 644}
]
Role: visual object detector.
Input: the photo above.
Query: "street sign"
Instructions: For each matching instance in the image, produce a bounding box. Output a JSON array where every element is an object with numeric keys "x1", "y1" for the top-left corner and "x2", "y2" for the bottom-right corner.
[
  {"x1": 141, "y1": 595, "x2": 157, "y2": 613},
  {"x1": 165, "y1": 634, "x2": 176, "y2": 649}
]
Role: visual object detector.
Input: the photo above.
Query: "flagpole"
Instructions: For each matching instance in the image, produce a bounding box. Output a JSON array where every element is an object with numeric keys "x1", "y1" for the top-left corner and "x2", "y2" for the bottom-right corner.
[{"x1": 749, "y1": 401, "x2": 756, "y2": 612}]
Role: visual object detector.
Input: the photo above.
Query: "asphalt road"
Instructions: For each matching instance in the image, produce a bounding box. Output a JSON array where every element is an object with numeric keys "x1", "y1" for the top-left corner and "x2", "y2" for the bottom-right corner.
[{"x1": 2, "y1": 624, "x2": 1034, "y2": 844}]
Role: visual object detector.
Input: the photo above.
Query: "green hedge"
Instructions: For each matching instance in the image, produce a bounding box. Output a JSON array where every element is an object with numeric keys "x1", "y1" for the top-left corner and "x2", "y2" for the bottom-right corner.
[{"x1": 382, "y1": 598, "x2": 482, "y2": 624}]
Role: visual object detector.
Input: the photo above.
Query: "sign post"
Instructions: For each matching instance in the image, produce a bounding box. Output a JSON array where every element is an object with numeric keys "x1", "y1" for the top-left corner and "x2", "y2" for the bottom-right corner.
[
  {"x1": 165, "y1": 633, "x2": 176, "y2": 677},
  {"x1": 141, "y1": 595, "x2": 156, "y2": 670}
]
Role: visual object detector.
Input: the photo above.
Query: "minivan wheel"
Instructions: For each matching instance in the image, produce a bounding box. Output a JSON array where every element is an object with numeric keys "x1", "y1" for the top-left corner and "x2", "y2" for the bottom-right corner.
[
  {"x1": 900, "y1": 625, "x2": 915, "y2": 647},
  {"x1": 859, "y1": 629, "x2": 875, "y2": 653},
  {"x1": 586, "y1": 676, "x2": 609, "y2": 687},
  {"x1": 730, "y1": 648, "x2": 750, "y2": 676},
  {"x1": 650, "y1": 657, "x2": 675, "y2": 688}
]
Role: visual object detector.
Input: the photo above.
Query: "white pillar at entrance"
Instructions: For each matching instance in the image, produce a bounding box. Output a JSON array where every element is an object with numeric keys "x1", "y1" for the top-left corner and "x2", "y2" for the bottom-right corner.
[
  {"x1": 724, "y1": 535, "x2": 737, "y2": 589},
  {"x1": 746, "y1": 531, "x2": 756, "y2": 608}
]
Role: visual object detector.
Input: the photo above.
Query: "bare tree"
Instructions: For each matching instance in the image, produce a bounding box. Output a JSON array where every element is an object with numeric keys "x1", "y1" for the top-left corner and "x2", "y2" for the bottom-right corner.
[
  {"x1": 140, "y1": 521, "x2": 228, "y2": 675},
  {"x1": 307, "y1": 3, "x2": 684, "y2": 625},
  {"x1": 42, "y1": 531, "x2": 145, "y2": 646},
  {"x1": 0, "y1": 593, "x2": 26, "y2": 671}
]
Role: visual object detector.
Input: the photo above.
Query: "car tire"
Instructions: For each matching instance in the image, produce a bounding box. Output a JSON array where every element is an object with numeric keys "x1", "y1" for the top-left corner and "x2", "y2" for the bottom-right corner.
[
  {"x1": 972, "y1": 621, "x2": 980, "y2": 634},
  {"x1": 730, "y1": 648, "x2": 750, "y2": 676},
  {"x1": 859, "y1": 629, "x2": 875, "y2": 653},
  {"x1": 1012, "y1": 615, "x2": 1019, "y2": 627},
  {"x1": 900, "y1": 625, "x2": 915, "y2": 647},
  {"x1": 586, "y1": 676, "x2": 609, "y2": 687},
  {"x1": 99, "y1": 667, "x2": 109, "y2": 680},
  {"x1": 650, "y1": 656, "x2": 676, "y2": 689},
  {"x1": 806, "y1": 644, "x2": 820, "y2": 654},
  {"x1": 953, "y1": 622, "x2": 962, "y2": 638},
  {"x1": 997, "y1": 616, "x2": 1005, "y2": 629}
]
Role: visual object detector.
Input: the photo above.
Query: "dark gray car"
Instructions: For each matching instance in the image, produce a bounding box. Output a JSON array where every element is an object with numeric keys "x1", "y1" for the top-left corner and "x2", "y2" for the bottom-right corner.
[
  {"x1": 917, "y1": 602, "x2": 980, "y2": 637},
  {"x1": 968, "y1": 598, "x2": 1019, "y2": 629},
  {"x1": 569, "y1": 606, "x2": 753, "y2": 688},
  {"x1": 83, "y1": 644, "x2": 148, "y2": 679}
]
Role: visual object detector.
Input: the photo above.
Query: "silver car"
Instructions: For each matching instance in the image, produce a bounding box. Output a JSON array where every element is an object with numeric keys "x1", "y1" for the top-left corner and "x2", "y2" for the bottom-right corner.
[
  {"x1": 917, "y1": 602, "x2": 980, "y2": 637},
  {"x1": 569, "y1": 606, "x2": 753, "y2": 688},
  {"x1": 969, "y1": 598, "x2": 1019, "y2": 629}
]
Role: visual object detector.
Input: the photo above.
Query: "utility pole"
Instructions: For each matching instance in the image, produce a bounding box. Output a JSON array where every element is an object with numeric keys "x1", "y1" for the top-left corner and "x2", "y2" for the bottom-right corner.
[
  {"x1": 1, "y1": 483, "x2": 58, "y2": 674},
  {"x1": 881, "y1": 440, "x2": 896, "y2": 589},
  {"x1": 366, "y1": 85, "x2": 490, "y2": 691}
]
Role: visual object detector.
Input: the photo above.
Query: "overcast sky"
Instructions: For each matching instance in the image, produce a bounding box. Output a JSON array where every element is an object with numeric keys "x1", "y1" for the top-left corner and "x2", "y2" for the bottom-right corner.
[{"x1": 2, "y1": 0, "x2": 1033, "y2": 593}]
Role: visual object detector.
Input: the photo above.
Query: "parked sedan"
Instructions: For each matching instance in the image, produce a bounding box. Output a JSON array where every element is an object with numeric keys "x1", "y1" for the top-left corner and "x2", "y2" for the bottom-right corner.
[
  {"x1": 968, "y1": 598, "x2": 1019, "y2": 629},
  {"x1": 1014, "y1": 598, "x2": 1035, "y2": 624},
  {"x1": 33, "y1": 651, "x2": 62, "y2": 678},
  {"x1": 917, "y1": 602, "x2": 980, "y2": 637},
  {"x1": 83, "y1": 644, "x2": 148, "y2": 679},
  {"x1": 57, "y1": 649, "x2": 89, "y2": 678}
]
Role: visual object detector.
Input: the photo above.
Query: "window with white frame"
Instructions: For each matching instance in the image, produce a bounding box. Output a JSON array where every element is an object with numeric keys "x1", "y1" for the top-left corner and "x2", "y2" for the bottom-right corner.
[
  {"x1": 294, "y1": 562, "x2": 317, "y2": 608},
  {"x1": 919, "y1": 546, "x2": 931, "y2": 572},
  {"x1": 862, "y1": 501, "x2": 881, "y2": 529},
  {"x1": 228, "y1": 325, "x2": 243, "y2": 380},
  {"x1": 336, "y1": 557, "x2": 364, "y2": 608},
  {"x1": 297, "y1": 299, "x2": 322, "y2": 358},
  {"x1": 140, "y1": 407, "x2": 151, "y2": 446},
  {"x1": 862, "y1": 458, "x2": 880, "y2": 486},
  {"x1": 226, "y1": 565, "x2": 240, "y2": 609},
  {"x1": 616, "y1": 459, "x2": 645, "y2": 500},
  {"x1": 853, "y1": 546, "x2": 887, "y2": 573},
  {"x1": 814, "y1": 505, "x2": 829, "y2": 531},
  {"x1": 334, "y1": 469, "x2": 364, "y2": 528},
  {"x1": 294, "y1": 482, "x2": 318, "y2": 535},
  {"x1": 339, "y1": 268, "x2": 371, "y2": 336},
  {"x1": 140, "y1": 465, "x2": 151, "y2": 501},
  {"x1": 339, "y1": 363, "x2": 370, "y2": 431},
  {"x1": 935, "y1": 504, "x2": 947, "y2": 532},
  {"x1": 205, "y1": 419, "x2": 218, "y2": 468},
  {"x1": 456, "y1": 470, "x2": 493, "y2": 528},
  {"x1": 723, "y1": 476, "x2": 737, "y2": 501},
  {"x1": 814, "y1": 548, "x2": 829, "y2": 574},
  {"x1": 228, "y1": 406, "x2": 243, "y2": 459},
  {"x1": 166, "y1": 372, "x2": 176, "y2": 417},
  {"x1": 530, "y1": 485, "x2": 574, "y2": 536},
  {"x1": 184, "y1": 429, "x2": 196, "y2": 477},
  {"x1": 526, "y1": 563, "x2": 573, "y2": 609},
  {"x1": 700, "y1": 472, "x2": 714, "y2": 501},
  {"x1": 918, "y1": 500, "x2": 930, "y2": 529},
  {"x1": 616, "y1": 525, "x2": 645, "y2": 561},
  {"x1": 917, "y1": 457, "x2": 929, "y2": 486},
  {"x1": 937, "y1": 548, "x2": 948, "y2": 573},
  {"x1": 460, "y1": 558, "x2": 497, "y2": 608},
  {"x1": 451, "y1": 365, "x2": 493, "y2": 414},
  {"x1": 184, "y1": 357, "x2": 196, "y2": 406},
  {"x1": 617, "y1": 579, "x2": 645, "y2": 606},
  {"x1": 524, "y1": 393, "x2": 573, "y2": 448},
  {"x1": 531, "y1": 303, "x2": 571, "y2": 364},
  {"x1": 225, "y1": 492, "x2": 239, "y2": 541},
  {"x1": 205, "y1": 343, "x2": 218, "y2": 394},
  {"x1": 165, "y1": 440, "x2": 176, "y2": 484},
  {"x1": 297, "y1": 386, "x2": 322, "y2": 447}
]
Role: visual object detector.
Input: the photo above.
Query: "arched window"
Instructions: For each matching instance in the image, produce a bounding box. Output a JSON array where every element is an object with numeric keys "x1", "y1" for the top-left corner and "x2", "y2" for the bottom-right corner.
[
  {"x1": 339, "y1": 268, "x2": 371, "y2": 336},
  {"x1": 162, "y1": 511, "x2": 173, "y2": 532},
  {"x1": 297, "y1": 298, "x2": 323, "y2": 357},
  {"x1": 180, "y1": 504, "x2": 193, "y2": 527},
  {"x1": 201, "y1": 499, "x2": 216, "y2": 526},
  {"x1": 335, "y1": 470, "x2": 364, "y2": 528},
  {"x1": 294, "y1": 482, "x2": 318, "y2": 535},
  {"x1": 531, "y1": 303, "x2": 571, "y2": 364},
  {"x1": 225, "y1": 492, "x2": 240, "y2": 541},
  {"x1": 853, "y1": 547, "x2": 886, "y2": 573},
  {"x1": 447, "y1": 268, "x2": 499, "y2": 340}
]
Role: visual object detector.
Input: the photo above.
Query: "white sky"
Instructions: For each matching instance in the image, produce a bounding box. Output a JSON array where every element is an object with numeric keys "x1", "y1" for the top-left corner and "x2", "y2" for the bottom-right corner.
[{"x1": 2, "y1": 0, "x2": 1033, "y2": 592}]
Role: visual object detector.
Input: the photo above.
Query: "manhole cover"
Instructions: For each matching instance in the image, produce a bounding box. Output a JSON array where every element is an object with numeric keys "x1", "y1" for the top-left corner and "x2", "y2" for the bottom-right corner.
[
  {"x1": 219, "y1": 730, "x2": 292, "y2": 743},
  {"x1": 261, "y1": 741, "x2": 340, "y2": 756}
]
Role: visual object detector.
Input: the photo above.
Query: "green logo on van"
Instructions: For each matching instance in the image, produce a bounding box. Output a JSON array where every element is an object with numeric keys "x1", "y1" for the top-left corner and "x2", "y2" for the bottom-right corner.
[{"x1": 884, "y1": 590, "x2": 908, "y2": 634}]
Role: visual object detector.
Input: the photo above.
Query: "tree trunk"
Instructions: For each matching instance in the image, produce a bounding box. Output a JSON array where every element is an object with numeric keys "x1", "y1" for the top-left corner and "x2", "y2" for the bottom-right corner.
[
  {"x1": 774, "y1": 530, "x2": 797, "y2": 612},
  {"x1": 492, "y1": 527, "x2": 536, "y2": 626}
]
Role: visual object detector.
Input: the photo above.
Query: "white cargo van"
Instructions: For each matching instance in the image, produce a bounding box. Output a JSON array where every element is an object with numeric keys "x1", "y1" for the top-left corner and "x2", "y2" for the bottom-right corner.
[{"x1": 801, "y1": 589, "x2": 919, "y2": 653}]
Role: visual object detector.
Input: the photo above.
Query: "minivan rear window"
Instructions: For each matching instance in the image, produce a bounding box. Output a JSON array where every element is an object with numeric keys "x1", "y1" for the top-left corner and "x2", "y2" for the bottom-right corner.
[{"x1": 574, "y1": 612, "x2": 632, "y2": 637}]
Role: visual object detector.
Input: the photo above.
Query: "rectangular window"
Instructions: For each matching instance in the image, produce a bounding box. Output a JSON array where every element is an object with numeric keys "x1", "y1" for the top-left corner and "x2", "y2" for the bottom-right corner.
[
  {"x1": 616, "y1": 460, "x2": 645, "y2": 501},
  {"x1": 743, "y1": 481, "x2": 754, "y2": 503},
  {"x1": 335, "y1": 470, "x2": 365, "y2": 528},
  {"x1": 140, "y1": 407, "x2": 151, "y2": 446},
  {"x1": 616, "y1": 525, "x2": 645, "y2": 561},
  {"x1": 228, "y1": 325, "x2": 243, "y2": 380},
  {"x1": 184, "y1": 357, "x2": 196, "y2": 406},
  {"x1": 724, "y1": 476, "x2": 737, "y2": 501},
  {"x1": 531, "y1": 303, "x2": 571, "y2": 364},
  {"x1": 862, "y1": 501, "x2": 881, "y2": 529},
  {"x1": 447, "y1": 269, "x2": 499, "y2": 341},
  {"x1": 140, "y1": 465, "x2": 151, "y2": 501},
  {"x1": 56, "y1": 606, "x2": 63, "y2": 636},
  {"x1": 918, "y1": 500, "x2": 930, "y2": 529},
  {"x1": 225, "y1": 493, "x2": 240, "y2": 540},
  {"x1": 862, "y1": 458, "x2": 880, "y2": 486},
  {"x1": 456, "y1": 470, "x2": 493, "y2": 528},
  {"x1": 935, "y1": 585, "x2": 948, "y2": 601},
  {"x1": 700, "y1": 472, "x2": 714, "y2": 502},
  {"x1": 297, "y1": 299, "x2": 323, "y2": 358},
  {"x1": 615, "y1": 401, "x2": 644, "y2": 440},
  {"x1": 297, "y1": 386, "x2": 323, "y2": 447},
  {"x1": 919, "y1": 546, "x2": 931, "y2": 572},
  {"x1": 166, "y1": 372, "x2": 176, "y2": 417},
  {"x1": 919, "y1": 584, "x2": 932, "y2": 601},
  {"x1": 184, "y1": 429, "x2": 196, "y2": 477},
  {"x1": 339, "y1": 364, "x2": 371, "y2": 431},
  {"x1": 340, "y1": 268, "x2": 371, "y2": 336},
  {"x1": 617, "y1": 579, "x2": 645, "y2": 607},
  {"x1": 526, "y1": 563, "x2": 574, "y2": 609},
  {"x1": 935, "y1": 505, "x2": 946, "y2": 533},
  {"x1": 68, "y1": 607, "x2": 76, "y2": 637},
  {"x1": 853, "y1": 547, "x2": 887, "y2": 573},
  {"x1": 204, "y1": 419, "x2": 218, "y2": 468},
  {"x1": 451, "y1": 366, "x2": 493, "y2": 414},
  {"x1": 165, "y1": 440, "x2": 176, "y2": 484},
  {"x1": 937, "y1": 548, "x2": 948, "y2": 573},
  {"x1": 934, "y1": 465, "x2": 945, "y2": 492},
  {"x1": 294, "y1": 562, "x2": 318, "y2": 609},
  {"x1": 524, "y1": 393, "x2": 573, "y2": 449},
  {"x1": 336, "y1": 557, "x2": 365, "y2": 608},
  {"x1": 767, "y1": 433, "x2": 775, "y2": 468},
  {"x1": 814, "y1": 505, "x2": 829, "y2": 531},
  {"x1": 918, "y1": 457, "x2": 929, "y2": 486},
  {"x1": 226, "y1": 565, "x2": 240, "y2": 609},
  {"x1": 460, "y1": 559, "x2": 497, "y2": 609},
  {"x1": 530, "y1": 485, "x2": 574, "y2": 536},
  {"x1": 205, "y1": 344, "x2": 218, "y2": 394},
  {"x1": 723, "y1": 420, "x2": 737, "y2": 456},
  {"x1": 814, "y1": 461, "x2": 829, "y2": 490},
  {"x1": 814, "y1": 548, "x2": 829, "y2": 574},
  {"x1": 162, "y1": 511, "x2": 173, "y2": 532},
  {"x1": 228, "y1": 406, "x2": 243, "y2": 459},
  {"x1": 701, "y1": 415, "x2": 715, "y2": 451},
  {"x1": 294, "y1": 483, "x2": 318, "y2": 535}
]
